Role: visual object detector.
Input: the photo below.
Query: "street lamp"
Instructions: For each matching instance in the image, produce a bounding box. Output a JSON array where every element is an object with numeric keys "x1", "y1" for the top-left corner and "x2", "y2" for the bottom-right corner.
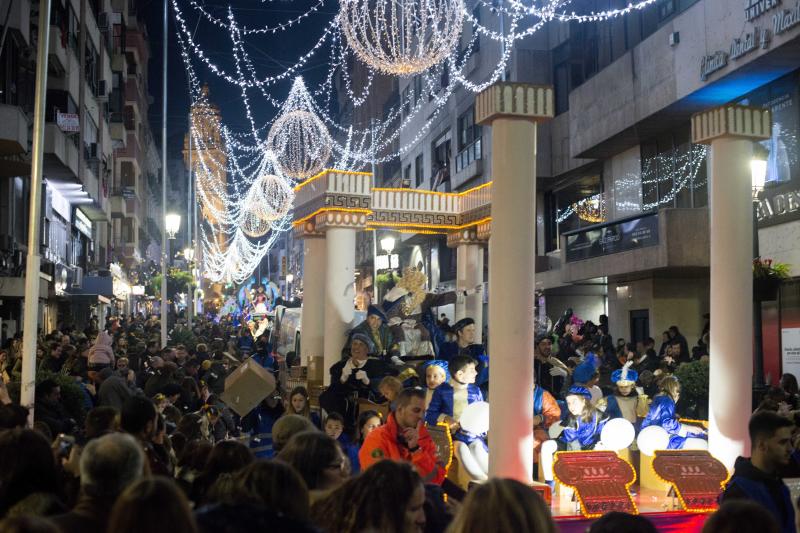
[
  {"x1": 286, "y1": 273, "x2": 294, "y2": 299},
  {"x1": 380, "y1": 236, "x2": 396, "y2": 254},
  {"x1": 751, "y1": 142, "x2": 769, "y2": 391},
  {"x1": 165, "y1": 213, "x2": 182, "y2": 239}
]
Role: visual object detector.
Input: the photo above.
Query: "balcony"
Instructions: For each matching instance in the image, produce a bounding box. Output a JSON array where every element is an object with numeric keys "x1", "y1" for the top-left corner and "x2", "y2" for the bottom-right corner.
[
  {"x1": 116, "y1": 132, "x2": 141, "y2": 161},
  {"x1": 124, "y1": 77, "x2": 142, "y2": 108},
  {"x1": 44, "y1": 123, "x2": 80, "y2": 179},
  {"x1": 48, "y1": 26, "x2": 67, "y2": 75},
  {"x1": 110, "y1": 192, "x2": 128, "y2": 218},
  {"x1": 558, "y1": 208, "x2": 709, "y2": 283},
  {"x1": 125, "y1": 30, "x2": 148, "y2": 66},
  {"x1": 452, "y1": 138, "x2": 483, "y2": 189},
  {"x1": 0, "y1": 104, "x2": 29, "y2": 156}
]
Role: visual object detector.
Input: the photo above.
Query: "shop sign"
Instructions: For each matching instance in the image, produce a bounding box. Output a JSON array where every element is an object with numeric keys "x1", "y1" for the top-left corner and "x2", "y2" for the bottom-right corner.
[
  {"x1": 56, "y1": 111, "x2": 80, "y2": 133},
  {"x1": 74, "y1": 208, "x2": 92, "y2": 237},
  {"x1": 700, "y1": 52, "x2": 728, "y2": 81},
  {"x1": 782, "y1": 328, "x2": 800, "y2": 378},
  {"x1": 774, "y1": 1, "x2": 800, "y2": 34},
  {"x1": 746, "y1": 0, "x2": 782, "y2": 21},
  {"x1": 565, "y1": 213, "x2": 659, "y2": 263}
]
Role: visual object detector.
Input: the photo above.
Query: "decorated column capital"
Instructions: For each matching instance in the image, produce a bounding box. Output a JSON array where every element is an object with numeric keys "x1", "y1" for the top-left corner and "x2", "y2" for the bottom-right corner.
[
  {"x1": 475, "y1": 83, "x2": 554, "y2": 126},
  {"x1": 446, "y1": 228, "x2": 483, "y2": 248},
  {"x1": 691, "y1": 104, "x2": 771, "y2": 145}
]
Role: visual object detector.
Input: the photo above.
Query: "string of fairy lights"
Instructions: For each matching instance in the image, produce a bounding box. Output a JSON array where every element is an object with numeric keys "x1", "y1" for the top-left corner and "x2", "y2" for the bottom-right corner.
[{"x1": 176, "y1": 0, "x2": 674, "y2": 285}]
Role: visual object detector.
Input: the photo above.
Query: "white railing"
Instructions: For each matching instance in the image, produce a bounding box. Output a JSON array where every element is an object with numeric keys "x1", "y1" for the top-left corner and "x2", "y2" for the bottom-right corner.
[
  {"x1": 458, "y1": 182, "x2": 492, "y2": 214},
  {"x1": 372, "y1": 188, "x2": 460, "y2": 214},
  {"x1": 294, "y1": 170, "x2": 373, "y2": 210}
]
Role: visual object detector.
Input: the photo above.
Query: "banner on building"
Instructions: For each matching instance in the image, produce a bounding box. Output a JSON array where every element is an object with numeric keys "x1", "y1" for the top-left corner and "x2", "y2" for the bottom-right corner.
[
  {"x1": 565, "y1": 212, "x2": 659, "y2": 263},
  {"x1": 56, "y1": 111, "x2": 80, "y2": 133},
  {"x1": 782, "y1": 328, "x2": 800, "y2": 379}
]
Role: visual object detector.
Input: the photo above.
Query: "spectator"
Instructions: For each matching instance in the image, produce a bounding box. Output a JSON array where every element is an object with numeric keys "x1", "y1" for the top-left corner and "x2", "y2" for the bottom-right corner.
[
  {"x1": 277, "y1": 431, "x2": 348, "y2": 499},
  {"x1": 0, "y1": 429, "x2": 61, "y2": 518},
  {"x1": 120, "y1": 396, "x2": 170, "y2": 476},
  {"x1": 446, "y1": 478, "x2": 556, "y2": 533},
  {"x1": 95, "y1": 367, "x2": 132, "y2": 411},
  {"x1": 107, "y1": 478, "x2": 198, "y2": 533},
  {"x1": 668, "y1": 325, "x2": 689, "y2": 362},
  {"x1": 34, "y1": 379, "x2": 75, "y2": 436},
  {"x1": 721, "y1": 411, "x2": 795, "y2": 533},
  {"x1": 0, "y1": 516, "x2": 60, "y2": 533},
  {"x1": 272, "y1": 414, "x2": 317, "y2": 454},
  {"x1": 83, "y1": 406, "x2": 119, "y2": 440},
  {"x1": 780, "y1": 373, "x2": 800, "y2": 410},
  {"x1": 703, "y1": 500, "x2": 780, "y2": 533},
  {"x1": 311, "y1": 460, "x2": 425, "y2": 533},
  {"x1": 360, "y1": 387, "x2": 445, "y2": 485},
  {"x1": 51, "y1": 433, "x2": 144, "y2": 533},
  {"x1": 230, "y1": 460, "x2": 310, "y2": 522},
  {"x1": 192, "y1": 441, "x2": 254, "y2": 506},
  {"x1": 286, "y1": 386, "x2": 321, "y2": 428}
]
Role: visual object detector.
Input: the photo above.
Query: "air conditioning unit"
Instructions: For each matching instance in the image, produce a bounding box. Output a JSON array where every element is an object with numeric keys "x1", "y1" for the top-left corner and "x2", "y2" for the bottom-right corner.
[{"x1": 72, "y1": 266, "x2": 84, "y2": 288}]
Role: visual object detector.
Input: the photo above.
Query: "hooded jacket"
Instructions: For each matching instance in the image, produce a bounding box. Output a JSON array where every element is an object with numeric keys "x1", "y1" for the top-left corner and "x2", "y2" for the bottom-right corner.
[
  {"x1": 721, "y1": 456, "x2": 795, "y2": 533},
  {"x1": 88, "y1": 331, "x2": 114, "y2": 366}
]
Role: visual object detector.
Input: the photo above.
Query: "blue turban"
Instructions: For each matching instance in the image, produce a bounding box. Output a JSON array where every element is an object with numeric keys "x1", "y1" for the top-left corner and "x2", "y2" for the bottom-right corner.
[
  {"x1": 367, "y1": 305, "x2": 387, "y2": 323},
  {"x1": 350, "y1": 332, "x2": 375, "y2": 354},
  {"x1": 423, "y1": 359, "x2": 450, "y2": 380},
  {"x1": 567, "y1": 385, "x2": 592, "y2": 400},
  {"x1": 611, "y1": 362, "x2": 638, "y2": 385},
  {"x1": 572, "y1": 353, "x2": 599, "y2": 384}
]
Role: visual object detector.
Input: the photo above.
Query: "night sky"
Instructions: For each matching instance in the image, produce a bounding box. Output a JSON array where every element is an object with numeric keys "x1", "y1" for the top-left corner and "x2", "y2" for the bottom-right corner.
[{"x1": 142, "y1": 0, "x2": 337, "y2": 157}]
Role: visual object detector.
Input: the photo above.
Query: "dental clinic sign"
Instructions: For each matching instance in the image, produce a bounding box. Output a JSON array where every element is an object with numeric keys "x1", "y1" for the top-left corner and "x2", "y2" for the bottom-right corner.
[{"x1": 701, "y1": 0, "x2": 800, "y2": 81}]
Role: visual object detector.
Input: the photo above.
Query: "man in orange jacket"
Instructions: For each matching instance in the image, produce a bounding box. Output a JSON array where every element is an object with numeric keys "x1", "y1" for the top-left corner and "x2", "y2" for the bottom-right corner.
[{"x1": 359, "y1": 387, "x2": 446, "y2": 485}]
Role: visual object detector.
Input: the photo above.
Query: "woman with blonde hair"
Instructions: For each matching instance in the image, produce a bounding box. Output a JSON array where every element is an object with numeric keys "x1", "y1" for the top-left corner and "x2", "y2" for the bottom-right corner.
[{"x1": 446, "y1": 478, "x2": 556, "y2": 533}]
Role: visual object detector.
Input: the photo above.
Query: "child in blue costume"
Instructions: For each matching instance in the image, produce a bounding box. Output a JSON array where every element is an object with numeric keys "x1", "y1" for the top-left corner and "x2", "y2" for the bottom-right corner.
[
  {"x1": 641, "y1": 375, "x2": 707, "y2": 449},
  {"x1": 427, "y1": 315, "x2": 489, "y2": 391},
  {"x1": 422, "y1": 359, "x2": 449, "y2": 409},
  {"x1": 425, "y1": 354, "x2": 488, "y2": 480},
  {"x1": 604, "y1": 361, "x2": 648, "y2": 425},
  {"x1": 541, "y1": 386, "x2": 609, "y2": 487}
]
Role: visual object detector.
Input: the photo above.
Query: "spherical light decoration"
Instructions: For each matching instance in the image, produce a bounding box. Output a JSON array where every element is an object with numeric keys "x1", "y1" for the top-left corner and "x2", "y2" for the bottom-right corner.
[
  {"x1": 246, "y1": 172, "x2": 295, "y2": 223},
  {"x1": 339, "y1": 0, "x2": 465, "y2": 76},
  {"x1": 240, "y1": 207, "x2": 272, "y2": 238},
  {"x1": 267, "y1": 109, "x2": 332, "y2": 180}
]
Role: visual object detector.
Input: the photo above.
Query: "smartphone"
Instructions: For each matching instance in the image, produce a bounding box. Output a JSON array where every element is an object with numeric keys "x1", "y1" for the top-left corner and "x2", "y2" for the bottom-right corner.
[{"x1": 54, "y1": 433, "x2": 75, "y2": 458}]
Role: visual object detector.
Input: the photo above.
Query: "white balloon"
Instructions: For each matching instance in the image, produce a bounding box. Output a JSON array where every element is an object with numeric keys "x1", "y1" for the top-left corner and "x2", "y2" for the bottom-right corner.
[
  {"x1": 459, "y1": 401, "x2": 490, "y2": 435},
  {"x1": 599, "y1": 418, "x2": 636, "y2": 451},
  {"x1": 637, "y1": 425, "x2": 671, "y2": 456},
  {"x1": 682, "y1": 438, "x2": 709, "y2": 450}
]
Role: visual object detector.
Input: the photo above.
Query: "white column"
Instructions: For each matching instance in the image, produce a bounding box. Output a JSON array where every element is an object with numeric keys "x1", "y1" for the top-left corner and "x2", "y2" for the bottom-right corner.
[
  {"x1": 456, "y1": 242, "x2": 484, "y2": 343},
  {"x1": 300, "y1": 237, "x2": 326, "y2": 366},
  {"x1": 708, "y1": 137, "x2": 754, "y2": 470},
  {"x1": 323, "y1": 227, "x2": 356, "y2": 386}
]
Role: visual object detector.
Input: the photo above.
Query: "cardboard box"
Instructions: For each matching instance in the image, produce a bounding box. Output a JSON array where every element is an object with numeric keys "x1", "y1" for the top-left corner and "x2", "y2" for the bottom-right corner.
[{"x1": 220, "y1": 359, "x2": 277, "y2": 417}]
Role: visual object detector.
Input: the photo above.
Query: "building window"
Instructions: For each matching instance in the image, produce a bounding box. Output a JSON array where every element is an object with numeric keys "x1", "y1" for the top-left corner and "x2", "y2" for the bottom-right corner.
[
  {"x1": 472, "y1": 6, "x2": 481, "y2": 52},
  {"x1": 456, "y1": 106, "x2": 482, "y2": 172},
  {"x1": 414, "y1": 154, "x2": 424, "y2": 187},
  {"x1": 413, "y1": 76, "x2": 422, "y2": 104},
  {"x1": 402, "y1": 85, "x2": 410, "y2": 117},
  {"x1": 403, "y1": 164, "x2": 411, "y2": 187},
  {"x1": 640, "y1": 125, "x2": 707, "y2": 211}
]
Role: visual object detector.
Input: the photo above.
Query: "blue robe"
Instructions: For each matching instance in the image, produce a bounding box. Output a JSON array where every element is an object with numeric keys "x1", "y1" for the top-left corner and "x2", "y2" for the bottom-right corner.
[
  {"x1": 425, "y1": 310, "x2": 489, "y2": 387},
  {"x1": 425, "y1": 382, "x2": 485, "y2": 447},
  {"x1": 533, "y1": 386, "x2": 544, "y2": 416},
  {"x1": 560, "y1": 411, "x2": 607, "y2": 450},
  {"x1": 641, "y1": 395, "x2": 706, "y2": 449}
]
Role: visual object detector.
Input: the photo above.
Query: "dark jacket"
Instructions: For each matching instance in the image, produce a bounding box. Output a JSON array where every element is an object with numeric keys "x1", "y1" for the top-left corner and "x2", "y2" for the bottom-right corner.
[
  {"x1": 97, "y1": 375, "x2": 132, "y2": 410},
  {"x1": 721, "y1": 456, "x2": 795, "y2": 533},
  {"x1": 51, "y1": 495, "x2": 114, "y2": 533}
]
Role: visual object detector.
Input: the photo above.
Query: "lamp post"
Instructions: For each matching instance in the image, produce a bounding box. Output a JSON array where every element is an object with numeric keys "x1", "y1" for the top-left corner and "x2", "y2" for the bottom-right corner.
[
  {"x1": 184, "y1": 246, "x2": 195, "y2": 329},
  {"x1": 286, "y1": 273, "x2": 294, "y2": 300},
  {"x1": 751, "y1": 143, "x2": 768, "y2": 391},
  {"x1": 162, "y1": 213, "x2": 181, "y2": 347},
  {"x1": 375, "y1": 236, "x2": 397, "y2": 302}
]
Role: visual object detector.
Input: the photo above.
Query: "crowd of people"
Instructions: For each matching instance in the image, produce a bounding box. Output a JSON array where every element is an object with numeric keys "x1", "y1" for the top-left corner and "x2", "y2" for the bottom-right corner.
[{"x1": 0, "y1": 300, "x2": 796, "y2": 533}]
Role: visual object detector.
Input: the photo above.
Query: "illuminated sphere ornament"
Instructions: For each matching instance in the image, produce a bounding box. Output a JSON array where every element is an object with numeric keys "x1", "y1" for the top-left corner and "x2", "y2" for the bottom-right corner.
[
  {"x1": 339, "y1": 0, "x2": 465, "y2": 75},
  {"x1": 248, "y1": 172, "x2": 295, "y2": 223}
]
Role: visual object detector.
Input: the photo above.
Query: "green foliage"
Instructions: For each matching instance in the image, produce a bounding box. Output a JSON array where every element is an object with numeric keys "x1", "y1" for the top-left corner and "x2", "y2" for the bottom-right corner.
[
  {"x1": 675, "y1": 358, "x2": 709, "y2": 419},
  {"x1": 170, "y1": 325, "x2": 199, "y2": 351},
  {"x1": 376, "y1": 272, "x2": 400, "y2": 290},
  {"x1": 7, "y1": 371, "x2": 89, "y2": 426},
  {"x1": 148, "y1": 269, "x2": 196, "y2": 299},
  {"x1": 753, "y1": 258, "x2": 791, "y2": 280}
]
